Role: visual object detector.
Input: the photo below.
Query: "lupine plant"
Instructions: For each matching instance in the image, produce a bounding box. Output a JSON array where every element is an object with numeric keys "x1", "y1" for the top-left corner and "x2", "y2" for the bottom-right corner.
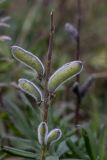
[
  {"x1": 0, "y1": 11, "x2": 83, "y2": 160},
  {"x1": 1, "y1": 0, "x2": 107, "y2": 160}
]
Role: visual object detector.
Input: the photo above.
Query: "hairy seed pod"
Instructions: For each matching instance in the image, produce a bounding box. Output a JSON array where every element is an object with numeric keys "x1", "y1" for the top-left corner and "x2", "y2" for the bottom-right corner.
[
  {"x1": 38, "y1": 122, "x2": 48, "y2": 146},
  {"x1": 48, "y1": 61, "x2": 83, "y2": 93},
  {"x1": 18, "y1": 79, "x2": 43, "y2": 103},
  {"x1": 46, "y1": 129, "x2": 62, "y2": 146},
  {"x1": 11, "y1": 46, "x2": 45, "y2": 78}
]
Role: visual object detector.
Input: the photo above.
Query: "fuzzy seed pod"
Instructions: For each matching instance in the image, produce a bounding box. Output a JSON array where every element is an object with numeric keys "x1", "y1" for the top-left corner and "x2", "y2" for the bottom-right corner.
[
  {"x1": 11, "y1": 46, "x2": 45, "y2": 78},
  {"x1": 48, "y1": 61, "x2": 83, "y2": 93},
  {"x1": 38, "y1": 122, "x2": 48, "y2": 146},
  {"x1": 46, "y1": 129, "x2": 62, "y2": 146},
  {"x1": 18, "y1": 78, "x2": 43, "y2": 103}
]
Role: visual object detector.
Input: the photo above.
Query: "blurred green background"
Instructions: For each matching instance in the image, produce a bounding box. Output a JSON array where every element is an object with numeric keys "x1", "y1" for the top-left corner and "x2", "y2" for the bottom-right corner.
[{"x1": 0, "y1": 0, "x2": 107, "y2": 159}]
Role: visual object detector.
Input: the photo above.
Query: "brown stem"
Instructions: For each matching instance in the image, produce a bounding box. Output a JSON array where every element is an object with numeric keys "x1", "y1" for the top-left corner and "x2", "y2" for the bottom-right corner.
[
  {"x1": 75, "y1": 0, "x2": 82, "y2": 125},
  {"x1": 76, "y1": 0, "x2": 81, "y2": 81},
  {"x1": 43, "y1": 11, "x2": 55, "y2": 123}
]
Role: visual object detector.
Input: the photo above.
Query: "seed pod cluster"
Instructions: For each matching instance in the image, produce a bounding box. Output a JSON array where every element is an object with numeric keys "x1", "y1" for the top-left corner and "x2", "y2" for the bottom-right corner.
[
  {"x1": 38, "y1": 122, "x2": 62, "y2": 147},
  {"x1": 18, "y1": 78, "x2": 43, "y2": 104},
  {"x1": 48, "y1": 61, "x2": 83, "y2": 93},
  {"x1": 11, "y1": 46, "x2": 45, "y2": 78}
]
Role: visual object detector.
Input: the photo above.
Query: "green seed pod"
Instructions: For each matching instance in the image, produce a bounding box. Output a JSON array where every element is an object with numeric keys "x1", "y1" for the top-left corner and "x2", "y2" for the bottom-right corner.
[
  {"x1": 38, "y1": 122, "x2": 48, "y2": 146},
  {"x1": 11, "y1": 46, "x2": 45, "y2": 78},
  {"x1": 46, "y1": 129, "x2": 62, "y2": 146},
  {"x1": 18, "y1": 78, "x2": 43, "y2": 103},
  {"x1": 48, "y1": 61, "x2": 83, "y2": 92}
]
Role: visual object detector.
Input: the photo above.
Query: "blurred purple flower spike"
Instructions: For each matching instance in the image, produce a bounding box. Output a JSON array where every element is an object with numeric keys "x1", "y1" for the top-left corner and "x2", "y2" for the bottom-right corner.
[{"x1": 65, "y1": 23, "x2": 78, "y2": 39}]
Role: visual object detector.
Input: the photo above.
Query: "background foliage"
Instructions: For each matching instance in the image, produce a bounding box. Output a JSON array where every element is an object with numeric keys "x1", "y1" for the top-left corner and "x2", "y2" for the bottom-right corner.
[{"x1": 0, "y1": 0, "x2": 107, "y2": 159}]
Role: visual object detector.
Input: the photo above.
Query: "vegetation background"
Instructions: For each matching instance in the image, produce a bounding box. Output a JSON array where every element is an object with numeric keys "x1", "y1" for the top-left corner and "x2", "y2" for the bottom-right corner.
[{"x1": 0, "y1": 0, "x2": 107, "y2": 159}]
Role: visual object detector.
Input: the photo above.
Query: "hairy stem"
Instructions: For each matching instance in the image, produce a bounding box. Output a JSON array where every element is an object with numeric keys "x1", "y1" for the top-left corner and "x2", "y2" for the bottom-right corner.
[
  {"x1": 43, "y1": 11, "x2": 55, "y2": 123},
  {"x1": 75, "y1": 0, "x2": 82, "y2": 125}
]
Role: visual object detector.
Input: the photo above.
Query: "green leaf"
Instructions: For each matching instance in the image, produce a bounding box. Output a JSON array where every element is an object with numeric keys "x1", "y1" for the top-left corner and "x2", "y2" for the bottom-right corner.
[
  {"x1": 0, "y1": 153, "x2": 7, "y2": 160},
  {"x1": 61, "y1": 159, "x2": 84, "y2": 160},
  {"x1": 82, "y1": 128, "x2": 96, "y2": 160},
  {"x1": 46, "y1": 156, "x2": 59, "y2": 160},
  {"x1": 57, "y1": 141, "x2": 68, "y2": 157},
  {"x1": 2, "y1": 146, "x2": 36, "y2": 159},
  {"x1": 48, "y1": 61, "x2": 83, "y2": 93},
  {"x1": 66, "y1": 139, "x2": 85, "y2": 159},
  {"x1": 2, "y1": 135, "x2": 36, "y2": 151},
  {"x1": 98, "y1": 130, "x2": 107, "y2": 160},
  {"x1": 5, "y1": 100, "x2": 34, "y2": 138}
]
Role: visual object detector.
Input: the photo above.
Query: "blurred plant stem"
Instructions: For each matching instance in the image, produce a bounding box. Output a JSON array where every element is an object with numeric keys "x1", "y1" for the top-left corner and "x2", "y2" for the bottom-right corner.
[
  {"x1": 41, "y1": 11, "x2": 55, "y2": 160},
  {"x1": 43, "y1": 11, "x2": 54, "y2": 123},
  {"x1": 40, "y1": 147, "x2": 47, "y2": 160},
  {"x1": 75, "y1": 0, "x2": 82, "y2": 125}
]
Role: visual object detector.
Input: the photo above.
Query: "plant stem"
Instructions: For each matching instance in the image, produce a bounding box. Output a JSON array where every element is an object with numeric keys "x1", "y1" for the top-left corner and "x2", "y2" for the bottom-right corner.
[
  {"x1": 76, "y1": 0, "x2": 81, "y2": 80},
  {"x1": 40, "y1": 148, "x2": 46, "y2": 160},
  {"x1": 43, "y1": 11, "x2": 55, "y2": 123},
  {"x1": 75, "y1": 0, "x2": 82, "y2": 125}
]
